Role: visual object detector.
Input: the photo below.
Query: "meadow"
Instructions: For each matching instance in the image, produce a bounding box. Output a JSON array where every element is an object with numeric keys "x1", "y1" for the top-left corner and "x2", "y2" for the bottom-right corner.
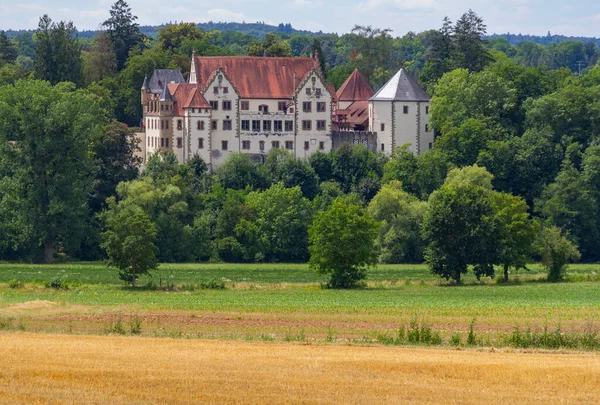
[{"x1": 1, "y1": 262, "x2": 600, "y2": 348}]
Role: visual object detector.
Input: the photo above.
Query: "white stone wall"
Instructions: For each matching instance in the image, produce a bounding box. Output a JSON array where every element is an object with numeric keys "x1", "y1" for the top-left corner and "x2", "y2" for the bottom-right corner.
[
  {"x1": 295, "y1": 71, "x2": 333, "y2": 158},
  {"x1": 369, "y1": 101, "x2": 394, "y2": 153},
  {"x1": 203, "y1": 71, "x2": 240, "y2": 167},
  {"x1": 185, "y1": 109, "x2": 212, "y2": 165}
]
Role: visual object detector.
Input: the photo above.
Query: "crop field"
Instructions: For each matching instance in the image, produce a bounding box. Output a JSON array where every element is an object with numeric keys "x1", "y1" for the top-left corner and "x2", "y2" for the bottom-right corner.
[
  {"x1": 2, "y1": 262, "x2": 600, "y2": 403},
  {"x1": 2, "y1": 333, "x2": 600, "y2": 404}
]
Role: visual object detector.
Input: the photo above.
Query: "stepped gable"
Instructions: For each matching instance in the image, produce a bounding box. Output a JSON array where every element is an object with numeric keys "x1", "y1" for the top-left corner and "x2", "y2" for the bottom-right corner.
[
  {"x1": 336, "y1": 69, "x2": 375, "y2": 102},
  {"x1": 147, "y1": 69, "x2": 186, "y2": 93},
  {"x1": 370, "y1": 69, "x2": 430, "y2": 102},
  {"x1": 193, "y1": 56, "x2": 320, "y2": 99}
]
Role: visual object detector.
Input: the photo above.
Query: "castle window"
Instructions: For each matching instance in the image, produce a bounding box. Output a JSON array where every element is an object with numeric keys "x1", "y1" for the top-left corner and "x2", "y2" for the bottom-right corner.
[
  {"x1": 306, "y1": 88, "x2": 311, "y2": 96},
  {"x1": 223, "y1": 87, "x2": 229, "y2": 94},
  {"x1": 285, "y1": 121, "x2": 294, "y2": 131},
  {"x1": 242, "y1": 140, "x2": 251, "y2": 150},
  {"x1": 252, "y1": 120, "x2": 261, "y2": 132},
  {"x1": 211, "y1": 120, "x2": 218, "y2": 130},
  {"x1": 319, "y1": 141, "x2": 325, "y2": 150},
  {"x1": 210, "y1": 101, "x2": 218, "y2": 110},
  {"x1": 177, "y1": 120, "x2": 182, "y2": 130},
  {"x1": 198, "y1": 138, "x2": 204, "y2": 149},
  {"x1": 278, "y1": 101, "x2": 287, "y2": 111},
  {"x1": 161, "y1": 104, "x2": 164, "y2": 111},
  {"x1": 213, "y1": 87, "x2": 219, "y2": 94},
  {"x1": 285, "y1": 141, "x2": 293, "y2": 150},
  {"x1": 223, "y1": 101, "x2": 232, "y2": 111},
  {"x1": 316, "y1": 88, "x2": 322, "y2": 97},
  {"x1": 272, "y1": 141, "x2": 280, "y2": 149},
  {"x1": 317, "y1": 102, "x2": 326, "y2": 112},
  {"x1": 429, "y1": 142, "x2": 433, "y2": 150},
  {"x1": 177, "y1": 137, "x2": 182, "y2": 148},
  {"x1": 161, "y1": 138, "x2": 165, "y2": 147},
  {"x1": 241, "y1": 120, "x2": 250, "y2": 131},
  {"x1": 263, "y1": 120, "x2": 272, "y2": 131},
  {"x1": 165, "y1": 138, "x2": 169, "y2": 147},
  {"x1": 304, "y1": 141, "x2": 309, "y2": 150},
  {"x1": 426, "y1": 106, "x2": 430, "y2": 114},
  {"x1": 317, "y1": 120, "x2": 326, "y2": 131},
  {"x1": 425, "y1": 124, "x2": 430, "y2": 132},
  {"x1": 403, "y1": 106, "x2": 409, "y2": 114},
  {"x1": 241, "y1": 101, "x2": 250, "y2": 110},
  {"x1": 302, "y1": 120, "x2": 312, "y2": 131},
  {"x1": 259, "y1": 141, "x2": 265, "y2": 151},
  {"x1": 166, "y1": 120, "x2": 169, "y2": 129},
  {"x1": 381, "y1": 143, "x2": 385, "y2": 152},
  {"x1": 259, "y1": 104, "x2": 269, "y2": 114},
  {"x1": 274, "y1": 120, "x2": 282, "y2": 132},
  {"x1": 197, "y1": 121, "x2": 204, "y2": 130},
  {"x1": 221, "y1": 141, "x2": 228, "y2": 151},
  {"x1": 223, "y1": 120, "x2": 232, "y2": 131},
  {"x1": 303, "y1": 102, "x2": 311, "y2": 112},
  {"x1": 381, "y1": 123, "x2": 385, "y2": 132},
  {"x1": 161, "y1": 120, "x2": 164, "y2": 130}
]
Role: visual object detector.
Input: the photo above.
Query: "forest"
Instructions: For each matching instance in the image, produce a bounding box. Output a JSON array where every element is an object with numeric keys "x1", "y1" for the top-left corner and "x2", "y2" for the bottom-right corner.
[{"x1": 1, "y1": 1, "x2": 599, "y2": 285}]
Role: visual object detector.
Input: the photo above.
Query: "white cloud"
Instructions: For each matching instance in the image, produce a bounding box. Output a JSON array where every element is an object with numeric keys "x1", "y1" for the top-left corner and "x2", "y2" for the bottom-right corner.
[
  {"x1": 361, "y1": 0, "x2": 437, "y2": 11},
  {"x1": 294, "y1": 0, "x2": 323, "y2": 7}
]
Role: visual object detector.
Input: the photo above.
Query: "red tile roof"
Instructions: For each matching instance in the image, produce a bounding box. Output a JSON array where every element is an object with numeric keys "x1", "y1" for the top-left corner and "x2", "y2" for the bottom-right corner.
[
  {"x1": 184, "y1": 88, "x2": 211, "y2": 110},
  {"x1": 336, "y1": 69, "x2": 375, "y2": 102},
  {"x1": 193, "y1": 56, "x2": 321, "y2": 99},
  {"x1": 167, "y1": 84, "x2": 211, "y2": 116},
  {"x1": 337, "y1": 100, "x2": 370, "y2": 128}
]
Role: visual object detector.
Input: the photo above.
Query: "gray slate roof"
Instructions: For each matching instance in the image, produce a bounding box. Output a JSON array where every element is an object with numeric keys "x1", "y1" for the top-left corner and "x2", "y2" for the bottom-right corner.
[
  {"x1": 146, "y1": 69, "x2": 185, "y2": 93},
  {"x1": 370, "y1": 69, "x2": 430, "y2": 102},
  {"x1": 159, "y1": 83, "x2": 174, "y2": 102}
]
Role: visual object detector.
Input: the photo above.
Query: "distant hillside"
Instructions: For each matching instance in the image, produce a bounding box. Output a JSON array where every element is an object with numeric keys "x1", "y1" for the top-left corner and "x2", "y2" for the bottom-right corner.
[
  {"x1": 4, "y1": 21, "x2": 325, "y2": 40},
  {"x1": 487, "y1": 33, "x2": 600, "y2": 47}
]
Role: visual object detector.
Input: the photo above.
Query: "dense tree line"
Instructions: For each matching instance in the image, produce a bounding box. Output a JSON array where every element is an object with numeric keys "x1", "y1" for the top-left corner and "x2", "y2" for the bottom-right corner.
[{"x1": 0, "y1": 2, "x2": 596, "y2": 285}]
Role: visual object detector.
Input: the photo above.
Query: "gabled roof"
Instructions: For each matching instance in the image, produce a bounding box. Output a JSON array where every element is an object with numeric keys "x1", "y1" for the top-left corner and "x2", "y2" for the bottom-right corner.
[
  {"x1": 147, "y1": 69, "x2": 185, "y2": 94},
  {"x1": 183, "y1": 88, "x2": 211, "y2": 110},
  {"x1": 167, "y1": 83, "x2": 211, "y2": 116},
  {"x1": 370, "y1": 69, "x2": 430, "y2": 102},
  {"x1": 337, "y1": 69, "x2": 375, "y2": 102},
  {"x1": 193, "y1": 56, "x2": 321, "y2": 99}
]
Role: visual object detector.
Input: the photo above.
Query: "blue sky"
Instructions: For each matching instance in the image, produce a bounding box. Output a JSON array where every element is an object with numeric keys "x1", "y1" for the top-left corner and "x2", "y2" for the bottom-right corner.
[{"x1": 0, "y1": 0, "x2": 598, "y2": 37}]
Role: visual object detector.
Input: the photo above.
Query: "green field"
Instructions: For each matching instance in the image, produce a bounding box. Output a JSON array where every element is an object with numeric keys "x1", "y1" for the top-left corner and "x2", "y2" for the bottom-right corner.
[{"x1": 1, "y1": 262, "x2": 600, "y2": 349}]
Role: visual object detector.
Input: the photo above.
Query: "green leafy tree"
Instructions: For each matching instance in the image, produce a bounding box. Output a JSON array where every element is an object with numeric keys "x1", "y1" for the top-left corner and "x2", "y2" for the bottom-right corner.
[
  {"x1": 0, "y1": 31, "x2": 18, "y2": 67},
  {"x1": 245, "y1": 183, "x2": 314, "y2": 262},
  {"x1": 158, "y1": 23, "x2": 205, "y2": 52},
  {"x1": 102, "y1": 0, "x2": 144, "y2": 70},
  {"x1": 453, "y1": 10, "x2": 492, "y2": 72},
  {"x1": 34, "y1": 15, "x2": 83, "y2": 85},
  {"x1": 215, "y1": 153, "x2": 269, "y2": 191},
  {"x1": 101, "y1": 203, "x2": 158, "y2": 287},
  {"x1": 536, "y1": 226, "x2": 581, "y2": 282},
  {"x1": 265, "y1": 149, "x2": 319, "y2": 199},
  {"x1": 368, "y1": 181, "x2": 427, "y2": 263},
  {"x1": 248, "y1": 33, "x2": 292, "y2": 57},
  {"x1": 0, "y1": 80, "x2": 105, "y2": 262},
  {"x1": 83, "y1": 32, "x2": 117, "y2": 85},
  {"x1": 351, "y1": 25, "x2": 394, "y2": 87},
  {"x1": 308, "y1": 199, "x2": 379, "y2": 288},
  {"x1": 422, "y1": 166, "x2": 498, "y2": 283},
  {"x1": 491, "y1": 192, "x2": 538, "y2": 282}
]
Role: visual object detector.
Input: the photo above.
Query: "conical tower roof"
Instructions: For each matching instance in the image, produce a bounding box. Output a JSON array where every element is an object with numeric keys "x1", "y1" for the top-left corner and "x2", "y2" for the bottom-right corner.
[
  {"x1": 370, "y1": 69, "x2": 430, "y2": 102},
  {"x1": 159, "y1": 83, "x2": 174, "y2": 102},
  {"x1": 337, "y1": 69, "x2": 375, "y2": 102},
  {"x1": 141, "y1": 74, "x2": 150, "y2": 90}
]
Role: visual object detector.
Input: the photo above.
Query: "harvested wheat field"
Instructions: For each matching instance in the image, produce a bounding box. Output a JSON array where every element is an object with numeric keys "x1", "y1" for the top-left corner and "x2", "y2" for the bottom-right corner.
[{"x1": 1, "y1": 333, "x2": 599, "y2": 404}]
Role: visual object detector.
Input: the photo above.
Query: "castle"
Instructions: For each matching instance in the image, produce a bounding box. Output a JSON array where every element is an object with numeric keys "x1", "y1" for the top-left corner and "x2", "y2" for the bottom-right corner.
[{"x1": 139, "y1": 52, "x2": 432, "y2": 170}]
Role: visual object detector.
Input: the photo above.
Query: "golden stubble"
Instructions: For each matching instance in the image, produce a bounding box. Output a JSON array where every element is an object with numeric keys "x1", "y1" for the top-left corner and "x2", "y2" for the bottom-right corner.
[{"x1": 0, "y1": 332, "x2": 599, "y2": 404}]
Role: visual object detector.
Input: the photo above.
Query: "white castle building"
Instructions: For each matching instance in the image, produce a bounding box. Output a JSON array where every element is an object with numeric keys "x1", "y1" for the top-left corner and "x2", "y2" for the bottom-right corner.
[{"x1": 139, "y1": 53, "x2": 432, "y2": 170}]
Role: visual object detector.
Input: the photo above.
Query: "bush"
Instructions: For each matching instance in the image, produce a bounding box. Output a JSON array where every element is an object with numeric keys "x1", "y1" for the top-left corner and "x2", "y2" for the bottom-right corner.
[{"x1": 8, "y1": 279, "x2": 22, "y2": 289}]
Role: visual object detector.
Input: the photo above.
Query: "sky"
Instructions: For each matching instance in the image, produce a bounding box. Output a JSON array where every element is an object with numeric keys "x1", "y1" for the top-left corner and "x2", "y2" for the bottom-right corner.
[{"x1": 0, "y1": 0, "x2": 599, "y2": 37}]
